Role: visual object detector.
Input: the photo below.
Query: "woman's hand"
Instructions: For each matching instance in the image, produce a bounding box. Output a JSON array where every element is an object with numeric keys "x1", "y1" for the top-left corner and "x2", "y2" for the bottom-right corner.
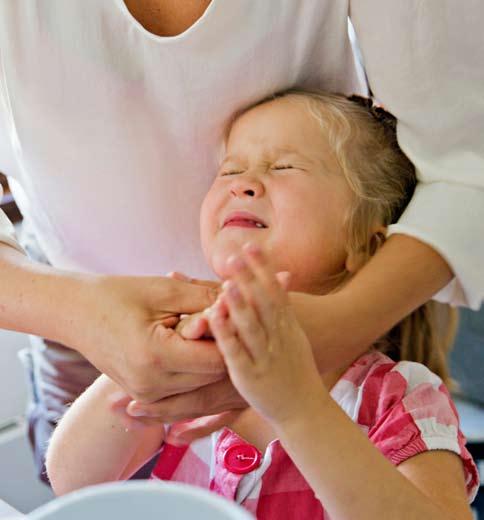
[
  {"x1": 67, "y1": 273, "x2": 227, "y2": 404},
  {"x1": 208, "y1": 244, "x2": 328, "y2": 428}
]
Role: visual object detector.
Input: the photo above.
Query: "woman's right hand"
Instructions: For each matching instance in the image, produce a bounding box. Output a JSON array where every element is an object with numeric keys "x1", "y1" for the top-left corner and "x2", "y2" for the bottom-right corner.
[{"x1": 65, "y1": 273, "x2": 226, "y2": 404}]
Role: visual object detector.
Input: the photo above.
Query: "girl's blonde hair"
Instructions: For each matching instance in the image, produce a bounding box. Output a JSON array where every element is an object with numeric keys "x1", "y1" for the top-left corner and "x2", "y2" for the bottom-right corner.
[{"x1": 239, "y1": 89, "x2": 456, "y2": 385}]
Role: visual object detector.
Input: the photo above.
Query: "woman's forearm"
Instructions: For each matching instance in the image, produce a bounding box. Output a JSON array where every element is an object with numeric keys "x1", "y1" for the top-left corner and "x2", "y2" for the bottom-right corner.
[
  {"x1": 0, "y1": 243, "x2": 96, "y2": 348},
  {"x1": 46, "y1": 375, "x2": 164, "y2": 495},
  {"x1": 290, "y1": 234, "x2": 453, "y2": 372},
  {"x1": 0, "y1": 242, "x2": 224, "y2": 405}
]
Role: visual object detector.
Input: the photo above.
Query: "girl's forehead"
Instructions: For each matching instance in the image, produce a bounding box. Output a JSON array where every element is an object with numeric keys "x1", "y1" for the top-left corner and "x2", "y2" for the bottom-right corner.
[
  {"x1": 226, "y1": 99, "x2": 325, "y2": 151},
  {"x1": 225, "y1": 98, "x2": 333, "y2": 164},
  {"x1": 230, "y1": 97, "x2": 307, "y2": 134}
]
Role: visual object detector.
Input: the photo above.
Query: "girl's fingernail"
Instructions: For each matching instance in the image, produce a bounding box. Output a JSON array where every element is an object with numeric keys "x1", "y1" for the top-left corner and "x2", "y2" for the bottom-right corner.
[
  {"x1": 228, "y1": 255, "x2": 246, "y2": 271},
  {"x1": 244, "y1": 242, "x2": 261, "y2": 255},
  {"x1": 227, "y1": 282, "x2": 241, "y2": 300},
  {"x1": 128, "y1": 408, "x2": 148, "y2": 417}
]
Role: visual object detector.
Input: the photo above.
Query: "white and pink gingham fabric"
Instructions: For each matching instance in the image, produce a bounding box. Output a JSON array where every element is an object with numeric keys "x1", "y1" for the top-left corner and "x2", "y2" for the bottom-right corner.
[{"x1": 151, "y1": 351, "x2": 479, "y2": 518}]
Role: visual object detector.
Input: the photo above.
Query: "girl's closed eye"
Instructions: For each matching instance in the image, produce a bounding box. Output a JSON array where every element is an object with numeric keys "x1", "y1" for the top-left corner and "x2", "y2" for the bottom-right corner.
[
  {"x1": 221, "y1": 165, "x2": 296, "y2": 175},
  {"x1": 272, "y1": 164, "x2": 294, "y2": 171},
  {"x1": 219, "y1": 169, "x2": 245, "y2": 176},
  {"x1": 271, "y1": 164, "x2": 308, "y2": 173}
]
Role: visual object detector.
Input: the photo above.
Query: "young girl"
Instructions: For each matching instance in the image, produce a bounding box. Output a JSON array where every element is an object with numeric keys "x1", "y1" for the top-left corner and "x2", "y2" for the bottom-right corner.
[{"x1": 46, "y1": 91, "x2": 478, "y2": 519}]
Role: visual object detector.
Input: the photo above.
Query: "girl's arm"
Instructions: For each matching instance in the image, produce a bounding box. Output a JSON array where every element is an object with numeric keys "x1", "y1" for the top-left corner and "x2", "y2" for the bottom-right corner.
[
  {"x1": 46, "y1": 374, "x2": 165, "y2": 496},
  {"x1": 208, "y1": 245, "x2": 472, "y2": 520},
  {"x1": 277, "y1": 396, "x2": 471, "y2": 520}
]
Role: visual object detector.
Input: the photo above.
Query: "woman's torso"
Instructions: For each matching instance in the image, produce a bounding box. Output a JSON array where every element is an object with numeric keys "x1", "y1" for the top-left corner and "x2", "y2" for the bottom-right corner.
[{"x1": 0, "y1": 0, "x2": 364, "y2": 276}]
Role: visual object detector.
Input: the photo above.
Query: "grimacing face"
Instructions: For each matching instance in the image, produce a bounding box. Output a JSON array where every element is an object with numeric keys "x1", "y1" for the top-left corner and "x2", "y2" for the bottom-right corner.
[{"x1": 200, "y1": 97, "x2": 355, "y2": 294}]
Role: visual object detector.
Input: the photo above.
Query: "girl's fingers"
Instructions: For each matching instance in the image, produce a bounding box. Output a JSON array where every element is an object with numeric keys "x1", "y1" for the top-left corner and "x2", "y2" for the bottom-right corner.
[
  {"x1": 226, "y1": 246, "x2": 287, "y2": 308},
  {"x1": 209, "y1": 302, "x2": 252, "y2": 370},
  {"x1": 222, "y1": 281, "x2": 270, "y2": 361},
  {"x1": 242, "y1": 243, "x2": 288, "y2": 303},
  {"x1": 225, "y1": 246, "x2": 288, "y2": 334},
  {"x1": 229, "y1": 273, "x2": 277, "y2": 334},
  {"x1": 225, "y1": 255, "x2": 256, "y2": 304},
  {"x1": 179, "y1": 315, "x2": 209, "y2": 339},
  {"x1": 183, "y1": 318, "x2": 208, "y2": 339}
]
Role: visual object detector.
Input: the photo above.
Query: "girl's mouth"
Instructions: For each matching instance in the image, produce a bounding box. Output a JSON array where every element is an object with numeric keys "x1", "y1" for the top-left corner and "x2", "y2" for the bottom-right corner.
[
  {"x1": 224, "y1": 219, "x2": 266, "y2": 229},
  {"x1": 222, "y1": 211, "x2": 268, "y2": 229}
]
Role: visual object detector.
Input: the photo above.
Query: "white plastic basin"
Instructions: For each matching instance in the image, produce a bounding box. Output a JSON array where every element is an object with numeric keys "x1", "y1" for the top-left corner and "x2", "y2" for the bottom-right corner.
[{"x1": 27, "y1": 481, "x2": 253, "y2": 519}]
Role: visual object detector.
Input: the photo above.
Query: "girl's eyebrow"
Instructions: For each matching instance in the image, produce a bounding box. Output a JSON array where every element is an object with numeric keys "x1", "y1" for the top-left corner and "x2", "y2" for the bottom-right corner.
[
  {"x1": 222, "y1": 146, "x2": 314, "y2": 165},
  {"x1": 220, "y1": 154, "x2": 242, "y2": 165}
]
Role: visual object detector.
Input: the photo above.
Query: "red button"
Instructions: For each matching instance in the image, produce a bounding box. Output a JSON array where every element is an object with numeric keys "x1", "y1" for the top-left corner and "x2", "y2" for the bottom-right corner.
[{"x1": 223, "y1": 443, "x2": 262, "y2": 474}]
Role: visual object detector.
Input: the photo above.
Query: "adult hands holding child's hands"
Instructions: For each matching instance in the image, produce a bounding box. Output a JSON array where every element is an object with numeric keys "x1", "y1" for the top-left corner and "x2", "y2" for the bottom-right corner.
[
  {"x1": 124, "y1": 264, "x2": 293, "y2": 438},
  {"x1": 118, "y1": 272, "x2": 249, "y2": 424}
]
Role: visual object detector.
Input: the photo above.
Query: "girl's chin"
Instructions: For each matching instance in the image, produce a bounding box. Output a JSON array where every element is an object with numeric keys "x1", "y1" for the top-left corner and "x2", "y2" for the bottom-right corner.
[
  {"x1": 210, "y1": 246, "x2": 271, "y2": 280},
  {"x1": 210, "y1": 253, "x2": 236, "y2": 281},
  {"x1": 209, "y1": 242, "x2": 250, "y2": 277}
]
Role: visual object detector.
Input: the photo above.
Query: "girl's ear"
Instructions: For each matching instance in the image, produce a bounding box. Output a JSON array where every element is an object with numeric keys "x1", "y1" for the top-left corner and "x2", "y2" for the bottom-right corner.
[
  {"x1": 368, "y1": 228, "x2": 387, "y2": 256},
  {"x1": 345, "y1": 227, "x2": 387, "y2": 274},
  {"x1": 344, "y1": 248, "x2": 364, "y2": 274}
]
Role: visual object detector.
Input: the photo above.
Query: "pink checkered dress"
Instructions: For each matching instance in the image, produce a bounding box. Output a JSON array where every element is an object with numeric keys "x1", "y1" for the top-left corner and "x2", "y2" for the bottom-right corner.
[{"x1": 151, "y1": 351, "x2": 479, "y2": 518}]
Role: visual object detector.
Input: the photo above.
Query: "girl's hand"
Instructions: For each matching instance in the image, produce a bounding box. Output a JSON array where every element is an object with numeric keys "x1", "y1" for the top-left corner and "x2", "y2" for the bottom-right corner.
[
  {"x1": 168, "y1": 271, "x2": 216, "y2": 339},
  {"x1": 175, "y1": 311, "x2": 212, "y2": 339},
  {"x1": 208, "y1": 244, "x2": 328, "y2": 428},
  {"x1": 170, "y1": 271, "x2": 290, "y2": 341}
]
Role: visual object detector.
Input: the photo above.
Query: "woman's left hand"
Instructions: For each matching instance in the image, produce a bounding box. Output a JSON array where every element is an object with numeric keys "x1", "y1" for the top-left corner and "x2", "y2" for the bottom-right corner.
[{"x1": 208, "y1": 244, "x2": 328, "y2": 429}]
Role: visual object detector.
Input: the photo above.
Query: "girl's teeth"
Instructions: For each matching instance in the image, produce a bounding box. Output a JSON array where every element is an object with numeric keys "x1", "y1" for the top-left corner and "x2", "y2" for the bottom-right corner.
[{"x1": 255, "y1": 222, "x2": 264, "y2": 228}]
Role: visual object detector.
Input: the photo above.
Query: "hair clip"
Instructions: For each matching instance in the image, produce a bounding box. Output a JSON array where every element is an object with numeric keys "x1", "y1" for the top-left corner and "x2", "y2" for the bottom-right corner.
[{"x1": 347, "y1": 95, "x2": 397, "y2": 133}]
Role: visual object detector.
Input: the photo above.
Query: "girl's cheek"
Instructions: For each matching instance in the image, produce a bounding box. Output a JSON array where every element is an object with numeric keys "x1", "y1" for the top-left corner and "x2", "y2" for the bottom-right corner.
[{"x1": 199, "y1": 208, "x2": 215, "y2": 257}]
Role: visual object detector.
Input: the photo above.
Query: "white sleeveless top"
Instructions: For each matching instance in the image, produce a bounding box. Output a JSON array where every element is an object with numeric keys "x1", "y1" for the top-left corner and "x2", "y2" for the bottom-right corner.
[{"x1": 0, "y1": 0, "x2": 483, "y2": 308}]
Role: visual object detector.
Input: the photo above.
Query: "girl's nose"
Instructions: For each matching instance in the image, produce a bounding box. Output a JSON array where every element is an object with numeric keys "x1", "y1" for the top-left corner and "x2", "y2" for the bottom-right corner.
[{"x1": 229, "y1": 176, "x2": 265, "y2": 198}]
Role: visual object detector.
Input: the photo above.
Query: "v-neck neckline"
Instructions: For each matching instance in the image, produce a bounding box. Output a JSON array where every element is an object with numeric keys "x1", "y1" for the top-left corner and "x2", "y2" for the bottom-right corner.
[{"x1": 113, "y1": 0, "x2": 219, "y2": 43}]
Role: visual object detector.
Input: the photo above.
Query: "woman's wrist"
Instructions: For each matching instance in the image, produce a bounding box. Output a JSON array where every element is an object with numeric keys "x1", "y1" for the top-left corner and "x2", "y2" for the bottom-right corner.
[{"x1": 51, "y1": 272, "x2": 106, "y2": 354}]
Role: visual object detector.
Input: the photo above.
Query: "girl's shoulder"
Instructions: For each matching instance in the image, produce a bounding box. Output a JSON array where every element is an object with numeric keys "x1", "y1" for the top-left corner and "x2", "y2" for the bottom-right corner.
[
  {"x1": 332, "y1": 351, "x2": 479, "y2": 500},
  {"x1": 331, "y1": 350, "x2": 451, "y2": 434},
  {"x1": 332, "y1": 351, "x2": 444, "y2": 402}
]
